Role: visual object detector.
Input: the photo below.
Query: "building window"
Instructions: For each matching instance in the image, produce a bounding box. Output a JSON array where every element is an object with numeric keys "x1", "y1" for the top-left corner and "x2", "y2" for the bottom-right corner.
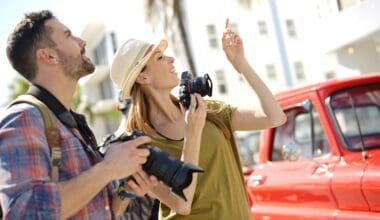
[
  {"x1": 337, "y1": 0, "x2": 362, "y2": 11},
  {"x1": 294, "y1": 61, "x2": 305, "y2": 81},
  {"x1": 99, "y1": 76, "x2": 114, "y2": 99},
  {"x1": 325, "y1": 71, "x2": 336, "y2": 79},
  {"x1": 93, "y1": 37, "x2": 108, "y2": 65},
  {"x1": 236, "y1": 131, "x2": 260, "y2": 169},
  {"x1": 253, "y1": 0, "x2": 262, "y2": 6},
  {"x1": 238, "y1": 0, "x2": 252, "y2": 8},
  {"x1": 215, "y1": 69, "x2": 228, "y2": 94},
  {"x1": 265, "y1": 64, "x2": 277, "y2": 80},
  {"x1": 375, "y1": 44, "x2": 380, "y2": 60},
  {"x1": 206, "y1": 24, "x2": 218, "y2": 49},
  {"x1": 286, "y1": 19, "x2": 297, "y2": 38},
  {"x1": 257, "y1": 21, "x2": 268, "y2": 35}
]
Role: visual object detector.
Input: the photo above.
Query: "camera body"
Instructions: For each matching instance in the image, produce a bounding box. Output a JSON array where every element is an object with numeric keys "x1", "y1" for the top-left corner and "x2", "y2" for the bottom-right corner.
[
  {"x1": 179, "y1": 71, "x2": 213, "y2": 108},
  {"x1": 101, "y1": 130, "x2": 204, "y2": 201}
]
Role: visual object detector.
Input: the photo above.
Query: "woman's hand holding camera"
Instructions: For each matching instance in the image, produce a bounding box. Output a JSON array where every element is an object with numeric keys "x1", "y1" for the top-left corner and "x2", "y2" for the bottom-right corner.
[
  {"x1": 124, "y1": 171, "x2": 158, "y2": 197},
  {"x1": 182, "y1": 94, "x2": 207, "y2": 137}
]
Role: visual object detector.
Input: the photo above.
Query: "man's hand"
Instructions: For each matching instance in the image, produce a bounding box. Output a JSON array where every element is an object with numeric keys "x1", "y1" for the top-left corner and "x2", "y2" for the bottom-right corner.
[{"x1": 102, "y1": 136, "x2": 151, "y2": 181}]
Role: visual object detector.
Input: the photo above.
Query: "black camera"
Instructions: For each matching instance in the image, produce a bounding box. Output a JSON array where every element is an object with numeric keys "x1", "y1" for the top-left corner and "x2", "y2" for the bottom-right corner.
[
  {"x1": 102, "y1": 130, "x2": 204, "y2": 201},
  {"x1": 179, "y1": 71, "x2": 213, "y2": 109}
]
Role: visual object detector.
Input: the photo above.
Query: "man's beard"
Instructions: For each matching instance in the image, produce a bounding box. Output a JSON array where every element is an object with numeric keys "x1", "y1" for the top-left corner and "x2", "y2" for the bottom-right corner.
[{"x1": 56, "y1": 49, "x2": 95, "y2": 80}]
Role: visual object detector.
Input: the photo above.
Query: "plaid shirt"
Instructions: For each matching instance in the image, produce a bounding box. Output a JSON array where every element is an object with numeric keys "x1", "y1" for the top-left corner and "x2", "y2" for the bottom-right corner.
[{"x1": 0, "y1": 103, "x2": 115, "y2": 219}]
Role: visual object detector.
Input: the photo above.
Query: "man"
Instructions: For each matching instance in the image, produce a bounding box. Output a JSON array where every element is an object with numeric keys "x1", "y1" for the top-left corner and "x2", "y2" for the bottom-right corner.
[{"x1": 0, "y1": 10, "x2": 155, "y2": 219}]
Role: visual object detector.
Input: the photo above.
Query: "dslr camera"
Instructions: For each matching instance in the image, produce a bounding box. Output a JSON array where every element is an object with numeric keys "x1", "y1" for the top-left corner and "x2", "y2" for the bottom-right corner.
[
  {"x1": 179, "y1": 71, "x2": 213, "y2": 109},
  {"x1": 101, "y1": 130, "x2": 204, "y2": 201}
]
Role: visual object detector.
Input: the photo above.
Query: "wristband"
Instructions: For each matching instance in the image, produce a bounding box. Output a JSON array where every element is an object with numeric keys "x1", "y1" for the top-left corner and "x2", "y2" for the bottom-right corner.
[
  {"x1": 117, "y1": 180, "x2": 137, "y2": 200},
  {"x1": 118, "y1": 190, "x2": 137, "y2": 200}
]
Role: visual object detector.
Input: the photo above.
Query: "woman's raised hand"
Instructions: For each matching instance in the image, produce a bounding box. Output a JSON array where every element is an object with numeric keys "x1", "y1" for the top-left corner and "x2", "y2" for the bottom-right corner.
[{"x1": 222, "y1": 18, "x2": 245, "y2": 72}]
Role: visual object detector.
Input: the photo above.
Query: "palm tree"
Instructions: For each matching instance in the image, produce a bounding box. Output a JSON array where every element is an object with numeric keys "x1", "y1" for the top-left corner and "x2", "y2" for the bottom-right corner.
[{"x1": 145, "y1": 0, "x2": 197, "y2": 75}]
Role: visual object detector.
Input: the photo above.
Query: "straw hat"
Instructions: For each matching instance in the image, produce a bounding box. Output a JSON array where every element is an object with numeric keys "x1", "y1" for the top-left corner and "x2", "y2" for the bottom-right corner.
[{"x1": 110, "y1": 38, "x2": 168, "y2": 99}]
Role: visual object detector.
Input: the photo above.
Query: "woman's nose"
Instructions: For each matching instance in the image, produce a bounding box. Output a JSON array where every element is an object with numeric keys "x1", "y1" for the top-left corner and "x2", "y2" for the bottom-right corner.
[{"x1": 168, "y1": 56, "x2": 175, "y2": 63}]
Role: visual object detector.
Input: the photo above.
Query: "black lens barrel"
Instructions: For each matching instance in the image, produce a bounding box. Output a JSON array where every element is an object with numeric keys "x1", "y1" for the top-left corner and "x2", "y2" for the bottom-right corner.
[{"x1": 112, "y1": 130, "x2": 204, "y2": 201}]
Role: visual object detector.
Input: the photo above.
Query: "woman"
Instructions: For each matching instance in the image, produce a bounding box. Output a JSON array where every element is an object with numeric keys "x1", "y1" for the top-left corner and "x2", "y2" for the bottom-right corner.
[{"x1": 110, "y1": 19, "x2": 286, "y2": 219}]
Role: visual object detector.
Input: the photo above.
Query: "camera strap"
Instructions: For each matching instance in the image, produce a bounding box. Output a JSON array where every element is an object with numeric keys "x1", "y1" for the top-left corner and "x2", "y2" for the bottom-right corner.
[{"x1": 27, "y1": 84, "x2": 100, "y2": 162}]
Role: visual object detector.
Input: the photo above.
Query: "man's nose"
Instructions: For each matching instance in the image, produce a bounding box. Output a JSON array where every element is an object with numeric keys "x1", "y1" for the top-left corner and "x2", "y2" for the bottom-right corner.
[{"x1": 75, "y1": 36, "x2": 86, "y2": 48}]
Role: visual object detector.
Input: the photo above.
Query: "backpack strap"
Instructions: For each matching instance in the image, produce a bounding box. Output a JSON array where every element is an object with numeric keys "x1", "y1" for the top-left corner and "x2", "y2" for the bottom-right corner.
[{"x1": 9, "y1": 94, "x2": 61, "y2": 182}]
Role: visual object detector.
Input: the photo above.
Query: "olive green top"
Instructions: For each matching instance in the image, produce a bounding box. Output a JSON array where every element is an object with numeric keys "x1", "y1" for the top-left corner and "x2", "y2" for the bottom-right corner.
[{"x1": 151, "y1": 100, "x2": 251, "y2": 220}]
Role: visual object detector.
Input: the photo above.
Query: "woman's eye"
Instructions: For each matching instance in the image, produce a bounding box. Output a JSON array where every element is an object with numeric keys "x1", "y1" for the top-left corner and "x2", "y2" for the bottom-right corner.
[{"x1": 158, "y1": 56, "x2": 163, "y2": 60}]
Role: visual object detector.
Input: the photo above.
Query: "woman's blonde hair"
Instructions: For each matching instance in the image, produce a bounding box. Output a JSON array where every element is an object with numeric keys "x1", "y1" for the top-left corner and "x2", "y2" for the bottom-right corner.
[{"x1": 126, "y1": 84, "x2": 231, "y2": 140}]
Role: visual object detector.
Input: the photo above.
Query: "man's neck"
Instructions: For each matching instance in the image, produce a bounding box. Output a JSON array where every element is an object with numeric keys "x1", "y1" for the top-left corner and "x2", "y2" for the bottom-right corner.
[{"x1": 33, "y1": 71, "x2": 77, "y2": 109}]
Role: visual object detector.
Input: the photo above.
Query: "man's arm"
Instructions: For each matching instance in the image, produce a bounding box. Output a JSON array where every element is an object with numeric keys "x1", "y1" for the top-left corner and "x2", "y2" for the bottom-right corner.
[
  {"x1": 0, "y1": 105, "x2": 149, "y2": 219},
  {"x1": 54, "y1": 135, "x2": 150, "y2": 218}
]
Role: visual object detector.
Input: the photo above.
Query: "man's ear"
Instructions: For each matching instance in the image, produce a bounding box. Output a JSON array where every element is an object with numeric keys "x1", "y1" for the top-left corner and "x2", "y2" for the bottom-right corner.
[
  {"x1": 135, "y1": 73, "x2": 150, "y2": 85},
  {"x1": 36, "y1": 48, "x2": 58, "y2": 64}
]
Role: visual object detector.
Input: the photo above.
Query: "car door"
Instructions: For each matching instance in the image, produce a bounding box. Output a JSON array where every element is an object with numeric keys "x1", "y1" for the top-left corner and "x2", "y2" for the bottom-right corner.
[
  {"x1": 249, "y1": 94, "x2": 338, "y2": 219},
  {"x1": 328, "y1": 84, "x2": 380, "y2": 219}
]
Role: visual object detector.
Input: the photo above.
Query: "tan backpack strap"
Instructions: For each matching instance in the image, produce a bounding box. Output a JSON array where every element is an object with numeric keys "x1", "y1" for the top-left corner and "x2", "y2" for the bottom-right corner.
[{"x1": 9, "y1": 95, "x2": 61, "y2": 182}]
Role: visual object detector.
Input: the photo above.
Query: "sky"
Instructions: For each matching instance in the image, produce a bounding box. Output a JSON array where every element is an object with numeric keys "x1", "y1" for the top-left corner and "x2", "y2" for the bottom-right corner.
[{"x1": 0, "y1": 0, "x2": 146, "y2": 108}]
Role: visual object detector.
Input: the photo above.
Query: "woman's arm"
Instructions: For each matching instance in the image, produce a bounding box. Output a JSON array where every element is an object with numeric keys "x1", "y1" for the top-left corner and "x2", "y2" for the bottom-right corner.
[
  {"x1": 222, "y1": 18, "x2": 286, "y2": 131},
  {"x1": 150, "y1": 94, "x2": 206, "y2": 215}
]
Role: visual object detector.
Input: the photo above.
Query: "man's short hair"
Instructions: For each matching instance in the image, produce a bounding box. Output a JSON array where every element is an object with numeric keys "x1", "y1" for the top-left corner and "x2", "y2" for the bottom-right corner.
[{"x1": 6, "y1": 10, "x2": 56, "y2": 81}]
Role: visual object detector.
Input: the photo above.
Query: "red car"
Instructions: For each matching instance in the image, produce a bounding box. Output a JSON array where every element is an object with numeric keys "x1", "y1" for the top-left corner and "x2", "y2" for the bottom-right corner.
[{"x1": 246, "y1": 74, "x2": 380, "y2": 219}]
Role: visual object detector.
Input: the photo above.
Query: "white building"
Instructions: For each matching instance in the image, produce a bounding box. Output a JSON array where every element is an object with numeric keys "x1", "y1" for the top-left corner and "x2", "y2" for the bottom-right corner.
[
  {"x1": 79, "y1": 1, "x2": 149, "y2": 140},
  {"x1": 315, "y1": 0, "x2": 380, "y2": 74},
  {"x1": 79, "y1": 24, "x2": 120, "y2": 139},
  {"x1": 79, "y1": 0, "x2": 380, "y2": 167}
]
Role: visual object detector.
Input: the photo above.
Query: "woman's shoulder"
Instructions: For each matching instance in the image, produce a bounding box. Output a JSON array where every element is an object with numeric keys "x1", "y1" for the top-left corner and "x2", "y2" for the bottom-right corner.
[
  {"x1": 206, "y1": 99, "x2": 236, "y2": 113},
  {"x1": 206, "y1": 99, "x2": 226, "y2": 110}
]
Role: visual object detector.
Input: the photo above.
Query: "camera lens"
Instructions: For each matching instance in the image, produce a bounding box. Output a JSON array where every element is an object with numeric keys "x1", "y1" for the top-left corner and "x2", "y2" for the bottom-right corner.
[
  {"x1": 111, "y1": 130, "x2": 204, "y2": 201},
  {"x1": 141, "y1": 146, "x2": 204, "y2": 201},
  {"x1": 190, "y1": 74, "x2": 212, "y2": 96},
  {"x1": 179, "y1": 71, "x2": 213, "y2": 109}
]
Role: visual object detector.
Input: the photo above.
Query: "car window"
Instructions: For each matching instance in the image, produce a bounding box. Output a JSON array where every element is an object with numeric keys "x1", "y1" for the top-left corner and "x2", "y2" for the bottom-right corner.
[
  {"x1": 236, "y1": 131, "x2": 260, "y2": 170},
  {"x1": 330, "y1": 84, "x2": 380, "y2": 151},
  {"x1": 271, "y1": 104, "x2": 329, "y2": 161}
]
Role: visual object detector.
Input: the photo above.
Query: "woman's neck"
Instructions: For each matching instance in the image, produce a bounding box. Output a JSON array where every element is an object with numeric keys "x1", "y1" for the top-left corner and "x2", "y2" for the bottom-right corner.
[{"x1": 147, "y1": 92, "x2": 182, "y2": 127}]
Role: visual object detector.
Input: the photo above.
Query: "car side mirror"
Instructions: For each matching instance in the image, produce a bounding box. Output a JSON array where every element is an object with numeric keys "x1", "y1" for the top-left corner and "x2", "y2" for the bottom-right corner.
[{"x1": 282, "y1": 143, "x2": 301, "y2": 161}]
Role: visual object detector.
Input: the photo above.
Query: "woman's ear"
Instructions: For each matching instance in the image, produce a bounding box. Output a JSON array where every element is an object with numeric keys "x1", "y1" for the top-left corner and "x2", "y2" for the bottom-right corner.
[{"x1": 135, "y1": 73, "x2": 150, "y2": 85}]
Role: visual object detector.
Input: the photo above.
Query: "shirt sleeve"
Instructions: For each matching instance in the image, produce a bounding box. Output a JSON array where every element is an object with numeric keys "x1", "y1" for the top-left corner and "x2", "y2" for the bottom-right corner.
[
  {"x1": 0, "y1": 103, "x2": 61, "y2": 219},
  {"x1": 118, "y1": 196, "x2": 156, "y2": 220},
  {"x1": 206, "y1": 100, "x2": 237, "y2": 131}
]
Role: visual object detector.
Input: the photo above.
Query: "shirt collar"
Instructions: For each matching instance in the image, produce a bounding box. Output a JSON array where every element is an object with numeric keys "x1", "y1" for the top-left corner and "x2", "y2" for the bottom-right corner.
[{"x1": 27, "y1": 84, "x2": 78, "y2": 128}]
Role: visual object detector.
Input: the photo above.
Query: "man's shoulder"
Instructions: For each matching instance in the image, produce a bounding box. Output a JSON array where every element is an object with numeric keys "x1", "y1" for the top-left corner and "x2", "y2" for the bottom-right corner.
[{"x1": 0, "y1": 102, "x2": 43, "y2": 127}]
